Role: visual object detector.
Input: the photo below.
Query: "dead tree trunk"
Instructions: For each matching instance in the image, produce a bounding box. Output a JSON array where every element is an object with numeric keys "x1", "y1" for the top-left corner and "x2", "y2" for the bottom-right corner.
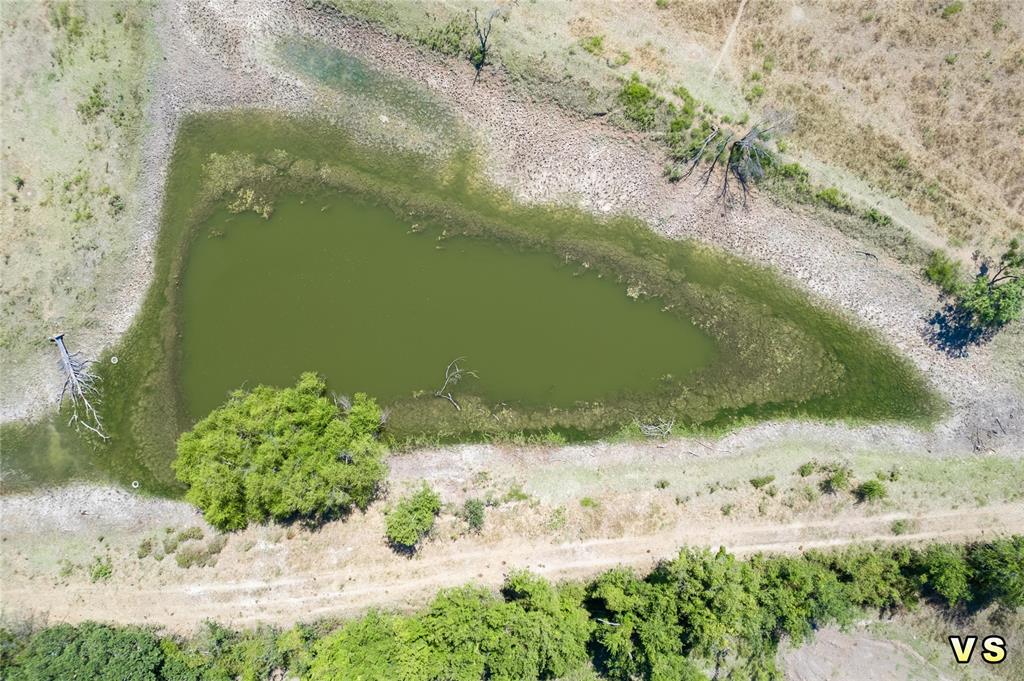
[{"x1": 51, "y1": 333, "x2": 108, "y2": 439}]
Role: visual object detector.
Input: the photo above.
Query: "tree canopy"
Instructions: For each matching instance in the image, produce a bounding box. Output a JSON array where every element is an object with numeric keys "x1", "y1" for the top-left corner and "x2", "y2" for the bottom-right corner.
[
  {"x1": 173, "y1": 373, "x2": 387, "y2": 530},
  {"x1": 4, "y1": 538, "x2": 1023, "y2": 681}
]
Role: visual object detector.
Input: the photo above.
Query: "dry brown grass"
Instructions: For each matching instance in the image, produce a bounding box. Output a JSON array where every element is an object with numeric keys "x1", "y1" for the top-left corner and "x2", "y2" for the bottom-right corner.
[{"x1": 724, "y1": 0, "x2": 1024, "y2": 250}]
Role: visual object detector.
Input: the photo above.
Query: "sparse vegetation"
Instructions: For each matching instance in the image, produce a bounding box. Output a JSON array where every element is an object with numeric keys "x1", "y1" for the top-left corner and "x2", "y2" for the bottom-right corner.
[
  {"x1": 175, "y1": 535, "x2": 228, "y2": 569},
  {"x1": 749, "y1": 475, "x2": 775, "y2": 489},
  {"x1": 797, "y1": 461, "x2": 816, "y2": 477},
  {"x1": 941, "y1": 2, "x2": 964, "y2": 19},
  {"x1": 88, "y1": 555, "x2": 112, "y2": 583},
  {"x1": 385, "y1": 484, "x2": 442, "y2": 552}
]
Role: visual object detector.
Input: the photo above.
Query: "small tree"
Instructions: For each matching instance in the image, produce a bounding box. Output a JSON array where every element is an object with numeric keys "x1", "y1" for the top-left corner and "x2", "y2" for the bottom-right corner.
[
  {"x1": 959, "y1": 239, "x2": 1024, "y2": 328},
  {"x1": 470, "y1": 7, "x2": 501, "y2": 82},
  {"x1": 462, "y1": 498, "x2": 485, "y2": 533},
  {"x1": 385, "y1": 484, "x2": 442, "y2": 552}
]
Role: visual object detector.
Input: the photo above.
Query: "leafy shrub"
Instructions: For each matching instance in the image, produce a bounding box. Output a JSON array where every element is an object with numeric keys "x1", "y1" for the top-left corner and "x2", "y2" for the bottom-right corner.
[
  {"x1": 163, "y1": 526, "x2": 204, "y2": 555},
  {"x1": 617, "y1": 74, "x2": 658, "y2": 130},
  {"x1": 968, "y1": 536, "x2": 1024, "y2": 608},
  {"x1": 890, "y1": 519, "x2": 915, "y2": 535},
  {"x1": 854, "y1": 479, "x2": 887, "y2": 503},
  {"x1": 924, "y1": 249, "x2": 963, "y2": 294},
  {"x1": 579, "y1": 496, "x2": 598, "y2": 508},
  {"x1": 385, "y1": 485, "x2": 441, "y2": 551},
  {"x1": 76, "y1": 82, "x2": 108, "y2": 122},
  {"x1": 137, "y1": 538, "x2": 153, "y2": 559},
  {"x1": 820, "y1": 465, "x2": 852, "y2": 494},
  {"x1": 863, "y1": 207, "x2": 892, "y2": 226},
  {"x1": 916, "y1": 544, "x2": 971, "y2": 606},
  {"x1": 173, "y1": 373, "x2": 387, "y2": 530},
  {"x1": 750, "y1": 475, "x2": 776, "y2": 489},
  {"x1": 654, "y1": 478, "x2": 670, "y2": 489},
  {"x1": 814, "y1": 186, "x2": 851, "y2": 212},
  {"x1": 580, "y1": 35, "x2": 604, "y2": 55},
  {"x1": 89, "y1": 555, "x2": 112, "y2": 583},
  {"x1": 418, "y1": 16, "x2": 468, "y2": 56},
  {"x1": 462, "y1": 498, "x2": 485, "y2": 533},
  {"x1": 797, "y1": 461, "x2": 816, "y2": 477}
]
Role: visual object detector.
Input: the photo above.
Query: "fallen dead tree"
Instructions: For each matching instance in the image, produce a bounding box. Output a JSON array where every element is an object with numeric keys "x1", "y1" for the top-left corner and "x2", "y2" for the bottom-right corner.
[
  {"x1": 50, "y1": 333, "x2": 107, "y2": 439},
  {"x1": 435, "y1": 356, "x2": 478, "y2": 411}
]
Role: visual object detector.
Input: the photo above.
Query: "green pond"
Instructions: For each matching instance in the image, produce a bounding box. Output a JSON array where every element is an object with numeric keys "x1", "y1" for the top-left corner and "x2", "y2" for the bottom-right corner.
[
  {"x1": 181, "y1": 197, "x2": 715, "y2": 419},
  {"x1": 0, "y1": 47, "x2": 941, "y2": 496}
]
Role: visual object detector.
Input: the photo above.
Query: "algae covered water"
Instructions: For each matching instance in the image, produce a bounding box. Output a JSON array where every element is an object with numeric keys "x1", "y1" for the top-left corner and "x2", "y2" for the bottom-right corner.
[{"x1": 181, "y1": 196, "x2": 715, "y2": 419}]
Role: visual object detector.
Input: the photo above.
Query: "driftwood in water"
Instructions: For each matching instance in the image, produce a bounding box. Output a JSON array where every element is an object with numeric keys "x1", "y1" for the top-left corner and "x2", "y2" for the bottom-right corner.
[
  {"x1": 51, "y1": 333, "x2": 107, "y2": 439},
  {"x1": 435, "y1": 356, "x2": 478, "y2": 411}
]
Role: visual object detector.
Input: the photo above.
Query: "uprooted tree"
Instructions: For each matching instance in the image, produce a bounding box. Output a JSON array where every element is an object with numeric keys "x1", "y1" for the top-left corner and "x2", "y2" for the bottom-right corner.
[
  {"x1": 672, "y1": 118, "x2": 787, "y2": 205},
  {"x1": 51, "y1": 333, "x2": 107, "y2": 439}
]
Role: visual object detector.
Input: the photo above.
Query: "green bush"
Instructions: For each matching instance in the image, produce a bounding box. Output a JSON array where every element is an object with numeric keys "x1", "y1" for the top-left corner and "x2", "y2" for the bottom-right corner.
[
  {"x1": 797, "y1": 461, "x2": 816, "y2": 477},
  {"x1": 6, "y1": 622, "x2": 163, "y2": 681},
  {"x1": 968, "y1": 536, "x2": 1024, "y2": 608},
  {"x1": 385, "y1": 485, "x2": 441, "y2": 551},
  {"x1": 814, "y1": 186, "x2": 851, "y2": 212},
  {"x1": 579, "y1": 35, "x2": 604, "y2": 55},
  {"x1": 462, "y1": 498, "x2": 485, "y2": 533},
  {"x1": 854, "y1": 479, "x2": 887, "y2": 503},
  {"x1": 820, "y1": 465, "x2": 852, "y2": 494},
  {"x1": 617, "y1": 74, "x2": 658, "y2": 130},
  {"x1": 916, "y1": 544, "x2": 971, "y2": 606},
  {"x1": 173, "y1": 373, "x2": 387, "y2": 530},
  {"x1": 942, "y1": 1, "x2": 964, "y2": 18},
  {"x1": 924, "y1": 250, "x2": 963, "y2": 294},
  {"x1": 750, "y1": 475, "x2": 776, "y2": 489},
  {"x1": 89, "y1": 555, "x2": 112, "y2": 583}
]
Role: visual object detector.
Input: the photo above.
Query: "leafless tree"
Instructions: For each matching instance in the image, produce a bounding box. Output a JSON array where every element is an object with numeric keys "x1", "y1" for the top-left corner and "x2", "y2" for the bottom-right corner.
[
  {"x1": 471, "y1": 7, "x2": 501, "y2": 83},
  {"x1": 673, "y1": 115, "x2": 790, "y2": 206},
  {"x1": 435, "y1": 356, "x2": 478, "y2": 411},
  {"x1": 51, "y1": 333, "x2": 107, "y2": 439}
]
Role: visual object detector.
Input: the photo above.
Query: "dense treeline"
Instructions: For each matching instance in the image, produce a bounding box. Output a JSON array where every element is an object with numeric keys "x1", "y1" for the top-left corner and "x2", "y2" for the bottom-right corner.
[{"x1": 3, "y1": 539, "x2": 1020, "y2": 681}]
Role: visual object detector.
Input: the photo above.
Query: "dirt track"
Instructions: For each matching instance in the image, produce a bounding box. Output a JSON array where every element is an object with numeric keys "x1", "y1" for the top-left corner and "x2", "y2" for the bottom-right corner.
[{"x1": 3, "y1": 493, "x2": 1019, "y2": 633}]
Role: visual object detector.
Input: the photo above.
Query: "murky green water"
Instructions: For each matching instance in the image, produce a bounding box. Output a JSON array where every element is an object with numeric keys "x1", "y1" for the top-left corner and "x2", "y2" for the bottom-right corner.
[
  {"x1": 0, "y1": 44, "x2": 941, "y2": 496},
  {"x1": 181, "y1": 197, "x2": 715, "y2": 419}
]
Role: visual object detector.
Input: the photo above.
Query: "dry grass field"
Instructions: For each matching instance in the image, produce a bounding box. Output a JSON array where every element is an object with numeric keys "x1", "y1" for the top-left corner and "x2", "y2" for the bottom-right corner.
[{"x1": 0, "y1": 1, "x2": 156, "y2": 419}]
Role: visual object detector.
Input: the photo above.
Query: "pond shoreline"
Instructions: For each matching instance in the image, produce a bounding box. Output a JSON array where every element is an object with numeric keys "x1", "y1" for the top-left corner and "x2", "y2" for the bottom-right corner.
[{"x1": 3, "y1": 0, "x2": 1021, "y2": 459}]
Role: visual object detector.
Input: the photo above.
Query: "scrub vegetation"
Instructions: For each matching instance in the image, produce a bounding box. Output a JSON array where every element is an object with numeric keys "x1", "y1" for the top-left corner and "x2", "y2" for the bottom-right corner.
[{"x1": 3, "y1": 538, "x2": 1021, "y2": 680}]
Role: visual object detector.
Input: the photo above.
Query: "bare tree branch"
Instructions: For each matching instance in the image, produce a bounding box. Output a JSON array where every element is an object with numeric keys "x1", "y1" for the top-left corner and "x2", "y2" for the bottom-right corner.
[{"x1": 434, "y1": 356, "x2": 479, "y2": 411}]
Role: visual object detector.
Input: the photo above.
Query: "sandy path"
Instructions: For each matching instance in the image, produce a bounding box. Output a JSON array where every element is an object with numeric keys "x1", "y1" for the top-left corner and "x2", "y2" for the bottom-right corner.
[{"x1": 3, "y1": 501, "x2": 1020, "y2": 633}]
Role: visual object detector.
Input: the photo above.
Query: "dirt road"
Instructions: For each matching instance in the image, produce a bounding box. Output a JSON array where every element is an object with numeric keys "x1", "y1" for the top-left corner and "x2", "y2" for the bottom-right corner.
[{"x1": 3, "y1": 495, "x2": 1019, "y2": 634}]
